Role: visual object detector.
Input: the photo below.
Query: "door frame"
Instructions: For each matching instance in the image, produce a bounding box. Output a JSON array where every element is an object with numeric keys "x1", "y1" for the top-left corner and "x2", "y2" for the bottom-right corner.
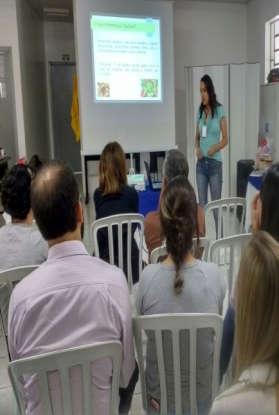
[
  {"x1": 46, "y1": 61, "x2": 76, "y2": 162},
  {"x1": 0, "y1": 47, "x2": 19, "y2": 162}
]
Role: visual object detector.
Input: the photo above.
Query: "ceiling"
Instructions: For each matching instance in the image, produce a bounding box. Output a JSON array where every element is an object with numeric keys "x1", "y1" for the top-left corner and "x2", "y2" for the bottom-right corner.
[{"x1": 27, "y1": 0, "x2": 249, "y2": 21}]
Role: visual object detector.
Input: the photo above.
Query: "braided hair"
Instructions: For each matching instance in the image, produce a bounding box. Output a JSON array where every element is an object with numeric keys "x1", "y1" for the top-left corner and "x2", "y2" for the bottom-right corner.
[{"x1": 160, "y1": 176, "x2": 197, "y2": 294}]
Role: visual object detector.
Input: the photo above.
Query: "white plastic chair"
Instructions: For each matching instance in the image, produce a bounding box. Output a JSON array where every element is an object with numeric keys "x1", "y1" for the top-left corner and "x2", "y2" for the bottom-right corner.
[
  {"x1": 133, "y1": 313, "x2": 223, "y2": 415},
  {"x1": 209, "y1": 233, "x2": 252, "y2": 297},
  {"x1": 91, "y1": 213, "x2": 144, "y2": 291},
  {"x1": 150, "y1": 237, "x2": 210, "y2": 264},
  {"x1": 0, "y1": 213, "x2": 5, "y2": 227},
  {"x1": 8, "y1": 341, "x2": 122, "y2": 415},
  {"x1": 0, "y1": 265, "x2": 38, "y2": 337},
  {"x1": 205, "y1": 197, "x2": 246, "y2": 240}
]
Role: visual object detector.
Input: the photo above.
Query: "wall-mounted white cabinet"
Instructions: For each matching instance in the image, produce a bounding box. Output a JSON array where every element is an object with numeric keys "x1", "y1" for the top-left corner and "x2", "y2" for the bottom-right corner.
[{"x1": 260, "y1": 83, "x2": 279, "y2": 162}]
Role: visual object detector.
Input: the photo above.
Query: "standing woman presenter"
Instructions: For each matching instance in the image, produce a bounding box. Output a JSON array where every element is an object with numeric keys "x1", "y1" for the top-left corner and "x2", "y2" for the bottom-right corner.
[{"x1": 195, "y1": 75, "x2": 228, "y2": 207}]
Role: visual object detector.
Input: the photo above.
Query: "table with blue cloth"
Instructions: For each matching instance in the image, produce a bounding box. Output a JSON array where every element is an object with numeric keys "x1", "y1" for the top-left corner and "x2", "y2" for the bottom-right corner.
[
  {"x1": 245, "y1": 170, "x2": 263, "y2": 232},
  {"x1": 138, "y1": 187, "x2": 160, "y2": 216}
]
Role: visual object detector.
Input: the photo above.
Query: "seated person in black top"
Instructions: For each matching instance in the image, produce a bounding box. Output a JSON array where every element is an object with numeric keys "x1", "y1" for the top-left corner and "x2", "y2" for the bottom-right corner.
[{"x1": 94, "y1": 141, "x2": 140, "y2": 283}]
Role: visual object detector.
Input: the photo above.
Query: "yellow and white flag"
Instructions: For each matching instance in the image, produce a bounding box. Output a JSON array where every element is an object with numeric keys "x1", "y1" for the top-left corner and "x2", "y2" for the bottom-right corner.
[{"x1": 71, "y1": 73, "x2": 80, "y2": 143}]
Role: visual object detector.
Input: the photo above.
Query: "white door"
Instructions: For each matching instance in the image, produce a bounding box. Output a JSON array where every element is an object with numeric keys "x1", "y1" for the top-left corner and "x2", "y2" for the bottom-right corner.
[{"x1": 185, "y1": 65, "x2": 230, "y2": 199}]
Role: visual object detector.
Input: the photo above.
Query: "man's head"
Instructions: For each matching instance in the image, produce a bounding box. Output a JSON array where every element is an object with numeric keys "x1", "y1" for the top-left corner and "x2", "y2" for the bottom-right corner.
[
  {"x1": 162, "y1": 150, "x2": 189, "y2": 185},
  {"x1": 1, "y1": 164, "x2": 32, "y2": 222},
  {"x1": 31, "y1": 162, "x2": 83, "y2": 244}
]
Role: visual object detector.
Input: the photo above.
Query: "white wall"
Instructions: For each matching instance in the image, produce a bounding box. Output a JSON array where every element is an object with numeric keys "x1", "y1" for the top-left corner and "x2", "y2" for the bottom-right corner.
[
  {"x1": 247, "y1": 0, "x2": 279, "y2": 83},
  {"x1": 0, "y1": 0, "x2": 26, "y2": 157},
  {"x1": 174, "y1": 0, "x2": 247, "y2": 155},
  {"x1": 16, "y1": 0, "x2": 49, "y2": 159}
]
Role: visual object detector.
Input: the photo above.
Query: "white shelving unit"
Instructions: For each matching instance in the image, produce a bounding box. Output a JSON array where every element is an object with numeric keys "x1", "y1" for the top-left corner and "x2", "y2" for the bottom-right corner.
[{"x1": 260, "y1": 82, "x2": 279, "y2": 162}]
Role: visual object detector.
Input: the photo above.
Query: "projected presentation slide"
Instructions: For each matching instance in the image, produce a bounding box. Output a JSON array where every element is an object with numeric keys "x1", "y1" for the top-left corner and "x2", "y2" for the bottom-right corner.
[{"x1": 91, "y1": 15, "x2": 162, "y2": 102}]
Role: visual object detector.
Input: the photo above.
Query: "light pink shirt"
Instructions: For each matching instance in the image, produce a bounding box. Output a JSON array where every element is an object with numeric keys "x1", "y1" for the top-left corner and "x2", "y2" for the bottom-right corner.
[{"x1": 8, "y1": 241, "x2": 135, "y2": 415}]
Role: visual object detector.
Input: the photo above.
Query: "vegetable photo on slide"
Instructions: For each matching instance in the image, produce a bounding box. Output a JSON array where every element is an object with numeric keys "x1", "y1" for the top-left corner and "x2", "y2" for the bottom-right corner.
[{"x1": 141, "y1": 79, "x2": 158, "y2": 97}]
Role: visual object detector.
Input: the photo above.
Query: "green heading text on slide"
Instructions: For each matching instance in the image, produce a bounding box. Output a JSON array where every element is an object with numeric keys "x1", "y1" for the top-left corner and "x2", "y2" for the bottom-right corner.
[{"x1": 91, "y1": 16, "x2": 156, "y2": 34}]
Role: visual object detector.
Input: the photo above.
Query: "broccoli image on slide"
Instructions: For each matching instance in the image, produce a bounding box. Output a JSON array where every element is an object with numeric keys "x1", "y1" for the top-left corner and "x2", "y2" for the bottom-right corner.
[{"x1": 141, "y1": 79, "x2": 158, "y2": 97}]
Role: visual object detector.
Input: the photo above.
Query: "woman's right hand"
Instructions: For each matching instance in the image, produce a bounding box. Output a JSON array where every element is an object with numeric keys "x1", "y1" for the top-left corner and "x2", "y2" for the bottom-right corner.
[{"x1": 196, "y1": 147, "x2": 203, "y2": 160}]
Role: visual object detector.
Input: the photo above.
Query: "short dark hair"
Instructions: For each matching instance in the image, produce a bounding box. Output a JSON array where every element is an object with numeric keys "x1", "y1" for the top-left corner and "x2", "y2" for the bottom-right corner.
[
  {"x1": 1, "y1": 164, "x2": 31, "y2": 220},
  {"x1": 163, "y1": 149, "x2": 189, "y2": 181},
  {"x1": 31, "y1": 162, "x2": 79, "y2": 240},
  {"x1": 28, "y1": 154, "x2": 43, "y2": 177}
]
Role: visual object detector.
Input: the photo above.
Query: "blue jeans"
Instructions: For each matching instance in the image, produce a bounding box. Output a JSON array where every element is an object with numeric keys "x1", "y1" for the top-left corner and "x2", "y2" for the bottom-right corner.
[{"x1": 196, "y1": 157, "x2": 223, "y2": 208}]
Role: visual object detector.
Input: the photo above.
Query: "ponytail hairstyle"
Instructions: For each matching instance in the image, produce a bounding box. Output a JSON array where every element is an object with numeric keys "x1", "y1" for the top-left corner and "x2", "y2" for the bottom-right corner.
[{"x1": 160, "y1": 176, "x2": 197, "y2": 294}]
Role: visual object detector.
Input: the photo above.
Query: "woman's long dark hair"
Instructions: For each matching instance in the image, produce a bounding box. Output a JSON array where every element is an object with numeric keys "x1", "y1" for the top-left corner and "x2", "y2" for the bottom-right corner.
[
  {"x1": 260, "y1": 163, "x2": 279, "y2": 242},
  {"x1": 160, "y1": 176, "x2": 197, "y2": 295},
  {"x1": 199, "y1": 74, "x2": 220, "y2": 119}
]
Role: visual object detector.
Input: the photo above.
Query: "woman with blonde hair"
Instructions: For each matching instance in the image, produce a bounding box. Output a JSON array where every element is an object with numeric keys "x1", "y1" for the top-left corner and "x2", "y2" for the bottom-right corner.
[
  {"x1": 220, "y1": 163, "x2": 279, "y2": 378},
  {"x1": 94, "y1": 141, "x2": 139, "y2": 282},
  {"x1": 211, "y1": 231, "x2": 279, "y2": 415}
]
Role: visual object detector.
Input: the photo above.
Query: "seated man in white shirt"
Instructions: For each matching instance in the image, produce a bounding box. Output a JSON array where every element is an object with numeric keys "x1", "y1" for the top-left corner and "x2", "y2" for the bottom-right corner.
[{"x1": 8, "y1": 162, "x2": 137, "y2": 415}]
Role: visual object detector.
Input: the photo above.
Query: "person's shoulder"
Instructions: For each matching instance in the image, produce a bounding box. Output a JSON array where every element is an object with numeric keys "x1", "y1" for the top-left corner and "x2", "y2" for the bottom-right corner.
[
  {"x1": 29, "y1": 223, "x2": 44, "y2": 238},
  {"x1": 145, "y1": 210, "x2": 159, "y2": 224},
  {"x1": 217, "y1": 104, "x2": 226, "y2": 117},
  {"x1": 197, "y1": 260, "x2": 219, "y2": 274},
  {"x1": 87, "y1": 255, "x2": 128, "y2": 288},
  {"x1": 93, "y1": 187, "x2": 102, "y2": 201},
  {"x1": 10, "y1": 265, "x2": 42, "y2": 308},
  {"x1": 0, "y1": 224, "x2": 9, "y2": 237},
  {"x1": 141, "y1": 263, "x2": 163, "y2": 285},
  {"x1": 122, "y1": 185, "x2": 137, "y2": 197},
  {"x1": 196, "y1": 260, "x2": 225, "y2": 287},
  {"x1": 210, "y1": 383, "x2": 275, "y2": 415}
]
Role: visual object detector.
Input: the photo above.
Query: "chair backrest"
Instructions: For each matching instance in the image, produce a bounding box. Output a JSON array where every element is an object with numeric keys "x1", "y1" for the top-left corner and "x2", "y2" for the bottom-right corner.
[
  {"x1": 150, "y1": 244, "x2": 167, "y2": 264},
  {"x1": 8, "y1": 341, "x2": 122, "y2": 415},
  {"x1": 91, "y1": 213, "x2": 144, "y2": 291},
  {"x1": 0, "y1": 265, "x2": 38, "y2": 337},
  {"x1": 150, "y1": 237, "x2": 210, "y2": 264},
  {"x1": 209, "y1": 233, "x2": 252, "y2": 296},
  {"x1": 205, "y1": 197, "x2": 246, "y2": 240},
  {"x1": 133, "y1": 313, "x2": 223, "y2": 415},
  {"x1": 0, "y1": 213, "x2": 5, "y2": 227}
]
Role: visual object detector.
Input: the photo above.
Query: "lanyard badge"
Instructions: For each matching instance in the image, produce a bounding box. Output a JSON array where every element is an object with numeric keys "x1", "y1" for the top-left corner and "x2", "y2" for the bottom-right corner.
[{"x1": 202, "y1": 124, "x2": 207, "y2": 138}]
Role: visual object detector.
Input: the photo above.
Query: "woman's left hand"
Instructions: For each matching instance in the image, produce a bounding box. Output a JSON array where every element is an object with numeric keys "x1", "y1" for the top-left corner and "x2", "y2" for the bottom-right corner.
[{"x1": 207, "y1": 145, "x2": 219, "y2": 157}]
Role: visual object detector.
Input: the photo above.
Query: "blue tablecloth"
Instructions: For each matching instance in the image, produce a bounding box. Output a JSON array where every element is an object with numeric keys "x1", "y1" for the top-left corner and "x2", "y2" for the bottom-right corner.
[
  {"x1": 248, "y1": 173, "x2": 263, "y2": 191},
  {"x1": 138, "y1": 188, "x2": 160, "y2": 216}
]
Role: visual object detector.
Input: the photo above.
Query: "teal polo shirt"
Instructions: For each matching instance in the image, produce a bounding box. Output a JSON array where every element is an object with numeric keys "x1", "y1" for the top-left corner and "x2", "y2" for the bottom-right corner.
[{"x1": 197, "y1": 104, "x2": 226, "y2": 162}]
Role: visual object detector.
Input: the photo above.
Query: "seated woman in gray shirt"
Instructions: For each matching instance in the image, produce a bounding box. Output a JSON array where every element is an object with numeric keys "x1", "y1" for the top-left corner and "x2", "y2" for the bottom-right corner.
[
  {"x1": 136, "y1": 176, "x2": 226, "y2": 414},
  {"x1": 0, "y1": 164, "x2": 48, "y2": 327},
  {"x1": 0, "y1": 164, "x2": 48, "y2": 270}
]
